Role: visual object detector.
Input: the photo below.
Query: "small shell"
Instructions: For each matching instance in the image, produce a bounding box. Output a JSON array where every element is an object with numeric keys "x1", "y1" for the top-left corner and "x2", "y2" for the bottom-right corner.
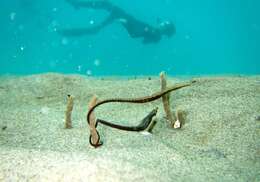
[{"x1": 173, "y1": 119, "x2": 181, "y2": 129}]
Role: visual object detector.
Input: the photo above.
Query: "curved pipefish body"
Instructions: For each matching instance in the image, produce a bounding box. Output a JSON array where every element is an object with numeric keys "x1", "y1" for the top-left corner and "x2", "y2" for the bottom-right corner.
[{"x1": 87, "y1": 82, "x2": 192, "y2": 124}]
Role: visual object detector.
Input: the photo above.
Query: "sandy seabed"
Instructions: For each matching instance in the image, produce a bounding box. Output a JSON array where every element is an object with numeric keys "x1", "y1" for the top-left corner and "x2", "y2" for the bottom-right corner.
[{"x1": 0, "y1": 73, "x2": 259, "y2": 182}]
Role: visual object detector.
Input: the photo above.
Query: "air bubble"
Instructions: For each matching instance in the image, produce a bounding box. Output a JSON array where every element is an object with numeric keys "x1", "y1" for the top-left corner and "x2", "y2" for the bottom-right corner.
[
  {"x1": 86, "y1": 70, "x2": 92, "y2": 75},
  {"x1": 10, "y1": 12, "x2": 16, "y2": 21},
  {"x1": 94, "y1": 59, "x2": 100, "y2": 66}
]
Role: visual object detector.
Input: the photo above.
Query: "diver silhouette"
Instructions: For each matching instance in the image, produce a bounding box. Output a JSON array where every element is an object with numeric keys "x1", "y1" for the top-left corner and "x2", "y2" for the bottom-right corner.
[{"x1": 58, "y1": 0, "x2": 176, "y2": 44}]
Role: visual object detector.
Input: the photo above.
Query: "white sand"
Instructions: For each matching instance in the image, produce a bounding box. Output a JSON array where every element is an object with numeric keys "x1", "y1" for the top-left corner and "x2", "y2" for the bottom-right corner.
[{"x1": 0, "y1": 73, "x2": 259, "y2": 181}]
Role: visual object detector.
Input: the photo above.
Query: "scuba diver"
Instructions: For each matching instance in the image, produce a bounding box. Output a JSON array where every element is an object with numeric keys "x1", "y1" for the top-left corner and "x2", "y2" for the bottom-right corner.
[{"x1": 58, "y1": 0, "x2": 176, "y2": 44}]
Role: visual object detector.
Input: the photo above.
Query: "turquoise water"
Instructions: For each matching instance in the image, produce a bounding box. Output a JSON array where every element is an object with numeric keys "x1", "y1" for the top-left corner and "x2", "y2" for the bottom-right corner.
[{"x1": 0, "y1": 0, "x2": 259, "y2": 76}]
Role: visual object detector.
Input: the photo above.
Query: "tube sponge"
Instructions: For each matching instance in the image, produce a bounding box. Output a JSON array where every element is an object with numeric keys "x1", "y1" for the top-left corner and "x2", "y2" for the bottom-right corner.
[{"x1": 65, "y1": 95, "x2": 74, "y2": 129}]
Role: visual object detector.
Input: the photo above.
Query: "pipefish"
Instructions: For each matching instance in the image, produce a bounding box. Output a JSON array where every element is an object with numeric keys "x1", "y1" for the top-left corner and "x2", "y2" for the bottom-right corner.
[{"x1": 87, "y1": 81, "x2": 195, "y2": 147}]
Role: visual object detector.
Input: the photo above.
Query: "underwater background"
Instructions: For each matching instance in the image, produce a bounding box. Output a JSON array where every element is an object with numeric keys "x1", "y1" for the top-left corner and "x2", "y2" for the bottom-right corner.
[{"x1": 0, "y1": 0, "x2": 259, "y2": 76}]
